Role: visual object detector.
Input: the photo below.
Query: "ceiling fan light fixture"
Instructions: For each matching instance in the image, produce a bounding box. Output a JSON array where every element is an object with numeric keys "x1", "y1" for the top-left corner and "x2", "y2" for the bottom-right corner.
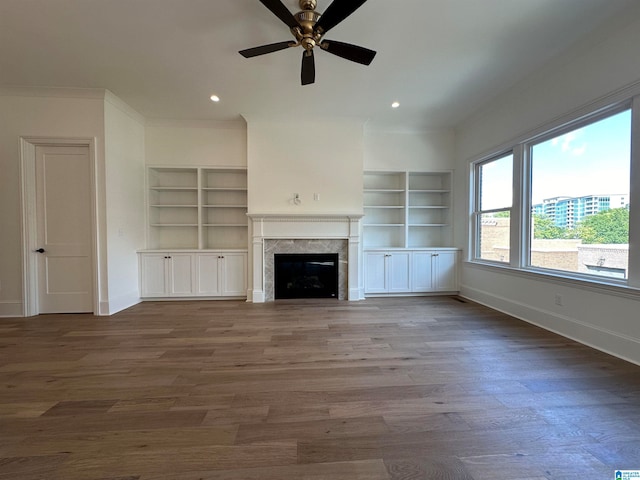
[{"x1": 240, "y1": 0, "x2": 376, "y2": 86}]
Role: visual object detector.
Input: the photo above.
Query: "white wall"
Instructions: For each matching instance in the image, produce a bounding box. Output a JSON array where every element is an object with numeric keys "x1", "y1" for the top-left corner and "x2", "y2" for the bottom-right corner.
[
  {"x1": 0, "y1": 89, "x2": 106, "y2": 316},
  {"x1": 104, "y1": 93, "x2": 146, "y2": 314},
  {"x1": 454, "y1": 6, "x2": 640, "y2": 365},
  {"x1": 244, "y1": 116, "x2": 364, "y2": 214},
  {"x1": 364, "y1": 128, "x2": 454, "y2": 172},
  {"x1": 145, "y1": 120, "x2": 247, "y2": 168}
]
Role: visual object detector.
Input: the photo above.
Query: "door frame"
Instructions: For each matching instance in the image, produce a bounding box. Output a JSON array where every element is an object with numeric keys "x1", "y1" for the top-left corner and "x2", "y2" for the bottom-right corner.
[{"x1": 19, "y1": 137, "x2": 100, "y2": 316}]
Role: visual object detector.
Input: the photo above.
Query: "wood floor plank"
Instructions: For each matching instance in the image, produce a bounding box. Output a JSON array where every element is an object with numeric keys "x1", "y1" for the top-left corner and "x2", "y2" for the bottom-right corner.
[
  {"x1": 141, "y1": 459, "x2": 390, "y2": 480},
  {"x1": 235, "y1": 416, "x2": 390, "y2": 444},
  {"x1": 1, "y1": 296, "x2": 639, "y2": 479}
]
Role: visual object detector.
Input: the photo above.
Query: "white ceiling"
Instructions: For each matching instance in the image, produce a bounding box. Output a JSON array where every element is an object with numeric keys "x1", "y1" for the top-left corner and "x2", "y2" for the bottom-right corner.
[{"x1": 0, "y1": 0, "x2": 636, "y2": 129}]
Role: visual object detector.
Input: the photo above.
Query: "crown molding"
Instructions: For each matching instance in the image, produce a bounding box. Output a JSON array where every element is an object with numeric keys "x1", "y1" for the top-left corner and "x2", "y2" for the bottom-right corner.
[{"x1": 104, "y1": 90, "x2": 145, "y2": 125}]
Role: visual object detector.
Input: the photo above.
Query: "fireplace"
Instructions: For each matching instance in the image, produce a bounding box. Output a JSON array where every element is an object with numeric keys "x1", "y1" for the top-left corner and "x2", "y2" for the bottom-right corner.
[
  {"x1": 247, "y1": 214, "x2": 364, "y2": 303},
  {"x1": 274, "y1": 253, "x2": 339, "y2": 299}
]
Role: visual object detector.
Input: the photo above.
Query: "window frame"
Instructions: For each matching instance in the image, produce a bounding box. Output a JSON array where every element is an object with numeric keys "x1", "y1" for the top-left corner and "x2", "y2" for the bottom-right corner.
[
  {"x1": 469, "y1": 91, "x2": 639, "y2": 291},
  {"x1": 522, "y1": 102, "x2": 632, "y2": 283},
  {"x1": 471, "y1": 151, "x2": 514, "y2": 265}
]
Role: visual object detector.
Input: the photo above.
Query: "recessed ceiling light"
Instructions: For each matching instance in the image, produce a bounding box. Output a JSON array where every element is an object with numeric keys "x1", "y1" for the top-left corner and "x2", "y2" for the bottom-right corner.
[
  {"x1": 391, "y1": 101, "x2": 400, "y2": 109},
  {"x1": 210, "y1": 95, "x2": 220, "y2": 102}
]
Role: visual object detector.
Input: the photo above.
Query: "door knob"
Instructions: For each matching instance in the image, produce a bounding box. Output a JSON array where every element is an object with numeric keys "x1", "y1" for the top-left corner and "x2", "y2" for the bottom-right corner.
[{"x1": 35, "y1": 248, "x2": 46, "y2": 253}]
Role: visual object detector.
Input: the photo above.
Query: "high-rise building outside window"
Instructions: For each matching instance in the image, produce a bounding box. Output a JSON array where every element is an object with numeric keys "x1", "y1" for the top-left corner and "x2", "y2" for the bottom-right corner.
[{"x1": 528, "y1": 108, "x2": 631, "y2": 279}]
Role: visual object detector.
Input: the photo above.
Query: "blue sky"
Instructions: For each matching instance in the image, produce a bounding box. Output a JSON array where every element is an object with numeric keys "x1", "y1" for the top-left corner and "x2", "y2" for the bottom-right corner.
[
  {"x1": 531, "y1": 109, "x2": 631, "y2": 204},
  {"x1": 481, "y1": 108, "x2": 631, "y2": 209}
]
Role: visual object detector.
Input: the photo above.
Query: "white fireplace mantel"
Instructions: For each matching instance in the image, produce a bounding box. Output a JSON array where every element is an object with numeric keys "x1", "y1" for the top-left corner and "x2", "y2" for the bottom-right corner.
[{"x1": 247, "y1": 213, "x2": 364, "y2": 303}]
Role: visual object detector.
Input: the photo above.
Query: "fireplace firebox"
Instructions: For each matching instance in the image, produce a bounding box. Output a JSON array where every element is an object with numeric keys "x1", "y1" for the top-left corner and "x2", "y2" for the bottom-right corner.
[{"x1": 274, "y1": 253, "x2": 339, "y2": 299}]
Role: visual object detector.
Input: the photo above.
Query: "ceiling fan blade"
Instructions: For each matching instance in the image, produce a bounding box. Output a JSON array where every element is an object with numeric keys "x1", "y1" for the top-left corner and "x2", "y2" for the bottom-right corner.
[
  {"x1": 314, "y1": 0, "x2": 369, "y2": 34},
  {"x1": 239, "y1": 41, "x2": 294, "y2": 58},
  {"x1": 301, "y1": 50, "x2": 315, "y2": 85},
  {"x1": 321, "y1": 40, "x2": 376, "y2": 65},
  {"x1": 258, "y1": 0, "x2": 299, "y2": 29}
]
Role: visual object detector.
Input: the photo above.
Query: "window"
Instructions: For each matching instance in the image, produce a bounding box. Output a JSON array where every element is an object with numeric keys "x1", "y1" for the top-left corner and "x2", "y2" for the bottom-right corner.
[
  {"x1": 528, "y1": 108, "x2": 631, "y2": 279},
  {"x1": 470, "y1": 97, "x2": 636, "y2": 288},
  {"x1": 473, "y1": 153, "x2": 513, "y2": 263}
]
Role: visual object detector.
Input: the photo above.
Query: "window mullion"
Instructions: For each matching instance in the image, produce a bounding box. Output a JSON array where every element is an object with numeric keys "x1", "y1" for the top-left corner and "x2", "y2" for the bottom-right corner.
[{"x1": 511, "y1": 144, "x2": 525, "y2": 269}]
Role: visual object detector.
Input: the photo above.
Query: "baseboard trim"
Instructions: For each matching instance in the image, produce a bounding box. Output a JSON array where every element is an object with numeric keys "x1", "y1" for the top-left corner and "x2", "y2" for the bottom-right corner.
[
  {"x1": 251, "y1": 290, "x2": 266, "y2": 303},
  {"x1": 105, "y1": 292, "x2": 142, "y2": 315},
  {"x1": 460, "y1": 284, "x2": 640, "y2": 367}
]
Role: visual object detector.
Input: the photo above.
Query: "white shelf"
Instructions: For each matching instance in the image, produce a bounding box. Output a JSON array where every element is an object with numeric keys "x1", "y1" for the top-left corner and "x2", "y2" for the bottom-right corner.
[
  {"x1": 364, "y1": 223, "x2": 404, "y2": 226},
  {"x1": 363, "y1": 170, "x2": 452, "y2": 249},
  {"x1": 365, "y1": 206, "x2": 404, "y2": 209},
  {"x1": 202, "y1": 205, "x2": 248, "y2": 208},
  {"x1": 146, "y1": 167, "x2": 248, "y2": 250},
  {"x1": 364, "y1": 189, "x2": 405, "y2": 193},
  {"x1": 151, "y1": 223, "x2": 198, "y2": 226},
  {"x1": 409, "y1": 205, "x2": 448, "y2": 209},
  {"x1": 203, "y1": 224, "x2": 247, "y2": 227},
  {"x1": 150, "y1": 205, "x2": 198, "y2": 208}
]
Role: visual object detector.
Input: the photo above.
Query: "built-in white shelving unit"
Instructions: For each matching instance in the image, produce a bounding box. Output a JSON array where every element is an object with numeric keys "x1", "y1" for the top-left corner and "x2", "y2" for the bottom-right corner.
[
  {"x1": 148, "y1": 167, "x2": 199, "y2": 249},
  {"x1": 363, "y1": 171, "x2": 452, "y2": 249},
  {"x1": 141, "y1": 166, "x2": 248, "y2": 299},
  {"x1": 407, "y1": 171, "x2": 451, "y2": 248},
  {"x1": 146, "y1": 166, "x2": 248, "y2": 250},
  {"x1": 201, "y1": 168, "x2": 248, "y2": 250},
  {"x1": 363, "y1": 170, "x2": 457, "y2": 296}
]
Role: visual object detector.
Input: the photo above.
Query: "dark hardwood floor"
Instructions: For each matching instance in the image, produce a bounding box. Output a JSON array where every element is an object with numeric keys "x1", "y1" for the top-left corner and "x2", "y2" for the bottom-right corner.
[{"x1": 1, "y1": 296, "x2": 639, "y2": 479}]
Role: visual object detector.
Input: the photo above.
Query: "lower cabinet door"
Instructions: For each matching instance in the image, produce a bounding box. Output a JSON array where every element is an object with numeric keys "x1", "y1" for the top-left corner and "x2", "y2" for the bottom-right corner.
[
  {"x1": 412, "y1": 251, "x2": 435, "y2": 292},
  {"x1": 140, "y1": 254, "x2": 168, "y2": 297},
  {"x1": 220, "y1": 253, "x2": 247, "y2": 297},
  {"x1": 364, "y1": 252, "x2": 388, "y2": 293},
  {"x1": 434, "y1": 251, "x2": 457, "y2": 291},
  {"x1": 387, "y1": 252, "x2": 411, "y2": 293},
  {"x1": 196, "y1": 254, "x2": 221, "y2": 296},
  {"x1": 167, "y1": 254, "x2": 196, "y2": 296},
  {"x1": 196, "y1": 252, "x2": 247, "y2": 297}
]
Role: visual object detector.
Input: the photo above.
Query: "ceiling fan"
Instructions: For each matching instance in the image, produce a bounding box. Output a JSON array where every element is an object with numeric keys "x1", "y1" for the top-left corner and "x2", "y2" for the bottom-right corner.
[{"x1": 240, "y1": 0, "x2": 376, "y2": 85}]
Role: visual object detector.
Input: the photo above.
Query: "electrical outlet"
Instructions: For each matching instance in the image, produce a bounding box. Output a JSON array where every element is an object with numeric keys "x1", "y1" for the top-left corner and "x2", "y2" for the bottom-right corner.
[
  {"x1": 313, "y1": 193, "x2": 320, "y2": 201},
  {"x1": 554, "y1": 294, "x2": 563, "y2": 306}
]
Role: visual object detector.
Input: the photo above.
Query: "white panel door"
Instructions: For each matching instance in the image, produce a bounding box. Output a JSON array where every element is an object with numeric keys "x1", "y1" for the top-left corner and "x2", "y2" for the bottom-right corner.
[
  {"x1": 167, "y1": 253, "x2": 195, "y2": 296},
  {"x1": 140, "y1": 254, "x2": 168, "y2": 297},
  {"x1": 220, "y1": 253, "x2": 247, "y2": 296},
  {"x1": 35, "y1": 145, "x2": 93, "y2": 313},
  {"x1": 364, "y1": 252, "x2": 387, "y2": 293},
  {"x1": 196, "y1": 253, "x2": 221, "y2": 296},
  {"x1": 388, "y1": 252, "x2": 411, "y2": 293}
]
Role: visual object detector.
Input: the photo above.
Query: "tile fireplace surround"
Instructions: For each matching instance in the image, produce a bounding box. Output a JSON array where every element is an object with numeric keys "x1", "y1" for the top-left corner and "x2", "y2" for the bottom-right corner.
[{"x1": 248, "y1": 214, "x2": 364, "y2": 303}]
